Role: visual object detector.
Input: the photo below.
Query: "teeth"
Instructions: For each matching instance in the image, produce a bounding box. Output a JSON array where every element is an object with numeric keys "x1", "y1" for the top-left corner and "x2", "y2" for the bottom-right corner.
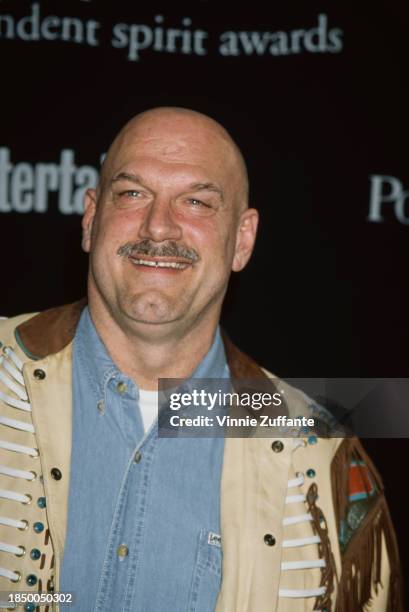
[{"x1": 130, "y1": 258, "x2": 188, "y2": 270}]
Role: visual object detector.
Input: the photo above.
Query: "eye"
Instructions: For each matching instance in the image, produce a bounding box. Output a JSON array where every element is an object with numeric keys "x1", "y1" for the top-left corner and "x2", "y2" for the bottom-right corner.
[
  {"x1": 120, "y1": 190, "x2": 142, "y2": 198},
  {"x1": 187, "y1": 198, "x2": 210, "y2": 208}
]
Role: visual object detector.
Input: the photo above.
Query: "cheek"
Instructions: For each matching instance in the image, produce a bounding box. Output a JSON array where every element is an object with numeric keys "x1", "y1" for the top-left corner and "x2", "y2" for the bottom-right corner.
[
  {"x1": 185, "y1": 218, "x2": 232, "y2": 260},
  {"x1": 94, "y1": 210, "x2": 142, "y2": 249}
]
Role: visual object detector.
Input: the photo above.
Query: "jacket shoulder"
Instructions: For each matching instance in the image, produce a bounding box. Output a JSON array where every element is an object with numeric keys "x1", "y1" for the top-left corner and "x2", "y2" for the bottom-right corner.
[
  {"x1": 261, "y1": 366, "x2": 343, "y2": 436},
  {"x1": 0, "y1": 312, "x2": 38, "y2": 345}
]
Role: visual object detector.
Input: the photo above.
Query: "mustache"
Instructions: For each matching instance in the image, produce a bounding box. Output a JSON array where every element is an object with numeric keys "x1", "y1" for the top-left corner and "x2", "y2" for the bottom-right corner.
[{"x1": 117, "y1": 240, "x2": 200, "y2": 263}]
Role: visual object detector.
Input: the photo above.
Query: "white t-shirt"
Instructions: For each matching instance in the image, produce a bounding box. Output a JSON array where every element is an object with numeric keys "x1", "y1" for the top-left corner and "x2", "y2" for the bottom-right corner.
[{"x1": 138, "y1": 389, "x2": 159, "y2": 433}]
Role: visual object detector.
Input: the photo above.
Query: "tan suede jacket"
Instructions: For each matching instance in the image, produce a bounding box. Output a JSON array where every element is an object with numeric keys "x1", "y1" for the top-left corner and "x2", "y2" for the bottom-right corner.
[{"x1": 0, "y1": 301, "x2": 403, "y2": 611}]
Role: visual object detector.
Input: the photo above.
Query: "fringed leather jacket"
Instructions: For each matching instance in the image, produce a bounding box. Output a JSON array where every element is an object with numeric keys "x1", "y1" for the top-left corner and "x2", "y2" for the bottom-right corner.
[{"x1": 0, "y1": 300, "x2": 403, "y2": 611}]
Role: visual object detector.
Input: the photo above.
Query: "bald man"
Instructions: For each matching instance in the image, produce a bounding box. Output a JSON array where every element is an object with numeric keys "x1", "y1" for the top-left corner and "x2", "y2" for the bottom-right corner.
[{"x1": 0, "y1": 108, "x2": 402, "y2": 611}]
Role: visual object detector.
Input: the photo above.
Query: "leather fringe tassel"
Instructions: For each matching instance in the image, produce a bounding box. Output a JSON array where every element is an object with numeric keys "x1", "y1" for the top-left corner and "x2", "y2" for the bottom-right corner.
[
  {"x1": 306, "y1": 483, "x2": 337, "y2": 611},
  {"x1": 332, "y1": 438, "x2": 404, "y2": 611}
]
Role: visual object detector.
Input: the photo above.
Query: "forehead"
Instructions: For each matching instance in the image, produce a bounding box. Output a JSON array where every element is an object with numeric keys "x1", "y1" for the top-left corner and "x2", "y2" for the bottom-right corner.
[{"x1": 107, "y1": 119, "x2": 238, "y2": 186}]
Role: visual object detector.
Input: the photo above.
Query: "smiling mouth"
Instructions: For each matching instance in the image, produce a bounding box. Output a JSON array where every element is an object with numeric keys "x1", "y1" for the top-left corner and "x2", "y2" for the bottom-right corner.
[{"x1": 129, "y1": 257, "x2": 191, "y2": 270}]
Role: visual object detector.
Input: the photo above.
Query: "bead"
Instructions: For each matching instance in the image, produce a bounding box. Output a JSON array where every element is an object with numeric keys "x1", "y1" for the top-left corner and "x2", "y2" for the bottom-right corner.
[
  {"x1": 26, "y1": 573, "x2": 37, "y2": 586},
  {"x1": 33, "y1": 522, "x2": 44, "y2": 533},
  {"x1": 271, "y1": 440, "x2": 284, "y2": 453},
  {"x1": 308, "y1": 435, "x2": 318, "y2": 445},
  {"x1": 30, "y1": 548, "x2": 41, "y2": 560},
  {"x1": 263, "y1": 534, "x2": 276, "y2": 546},
  {"x1": 33, "y1": 369, "x2": 46, "y2": 380},
  {"x1": 37, "y1": 496, "x2": 46, "y2": 508},
  {"x1": 24, "y1": 604, "x2": 36, "y2": 612},
  {"x1": 306, "y1": 469, "x2": 316, "y2": 478},
  {"x1": 51, "y1": 467, "x2": 62, "y2": 480}
]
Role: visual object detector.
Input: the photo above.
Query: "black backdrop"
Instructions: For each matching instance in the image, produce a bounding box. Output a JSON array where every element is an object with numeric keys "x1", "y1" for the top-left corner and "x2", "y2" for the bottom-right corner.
[{"x1": 2, "y1": 0, "x2": 409, "y2": 593}]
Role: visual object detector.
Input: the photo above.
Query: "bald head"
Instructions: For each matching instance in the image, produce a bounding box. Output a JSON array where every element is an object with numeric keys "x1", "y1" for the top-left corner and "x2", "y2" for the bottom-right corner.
[
  {"x1": 98, "y1": 107, "x2": 249, "y2": 212},
  {"x1": 82, "y1": 105, "x2": 259, "y2": 344}
]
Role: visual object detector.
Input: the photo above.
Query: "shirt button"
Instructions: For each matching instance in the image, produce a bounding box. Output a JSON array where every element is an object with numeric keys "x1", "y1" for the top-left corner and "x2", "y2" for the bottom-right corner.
[
  {"x1": 117, "y1": 544, "x2": 129, "y2": 558},
  {"x1": 264, "y1": 534, "x2": 276, "y2": 546},
  {"x1": 116, "y1": 381, "x2": 127, "y2": 394},
  {"x1": 51, "y1": 467, "x2": 62, "y2": 480},
  {"x1": 271, "y1": 440, "x2": 284, "y2": 453},
  {"x1": 134, "y1": 451, "x2": 142, "y2": 463},
  {"x1": 97, "y1": 400, "x2": 105, "y2": 414}
]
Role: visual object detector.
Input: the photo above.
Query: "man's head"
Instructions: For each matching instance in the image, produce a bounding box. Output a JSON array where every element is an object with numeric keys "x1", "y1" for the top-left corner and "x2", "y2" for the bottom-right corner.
[{"x1": 82, "y1": 107, "x2": 258, "y2": 339}]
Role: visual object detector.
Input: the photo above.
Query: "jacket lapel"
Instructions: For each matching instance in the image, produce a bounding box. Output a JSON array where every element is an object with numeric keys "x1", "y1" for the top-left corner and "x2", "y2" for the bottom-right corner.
[{"x1": 23, "y1": 344, "x2": 73, "y2": 559}]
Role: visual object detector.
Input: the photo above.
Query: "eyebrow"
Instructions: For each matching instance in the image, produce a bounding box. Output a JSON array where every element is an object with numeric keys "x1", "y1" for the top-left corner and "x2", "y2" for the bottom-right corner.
[
  {"x1": 188, "y1": 183, "x2": 224, "y2": 200},
  {"x1": 110, "y1": 173, "x2": 224, "y2": 200},
  {"x1": 111, "y1": 172, "x2": 144, "y2": 185}
]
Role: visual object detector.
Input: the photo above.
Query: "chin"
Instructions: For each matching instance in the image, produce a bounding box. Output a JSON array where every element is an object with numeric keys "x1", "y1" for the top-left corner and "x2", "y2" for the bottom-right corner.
[{"x1": 123, "y1": 292, "x2": 182, "y2": 325}]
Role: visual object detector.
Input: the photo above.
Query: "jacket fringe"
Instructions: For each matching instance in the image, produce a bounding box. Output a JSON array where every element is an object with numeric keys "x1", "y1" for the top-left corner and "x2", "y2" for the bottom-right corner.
[
  {"x1": 306, "y1": 483, "x2": 337, "y2": 611},
  {"x1": 332, "y1": 438, "x2": 404, "y2": 611}
]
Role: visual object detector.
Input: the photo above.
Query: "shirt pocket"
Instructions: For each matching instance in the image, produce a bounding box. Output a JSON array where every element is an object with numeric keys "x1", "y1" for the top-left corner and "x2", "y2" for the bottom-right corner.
[{"x1": 187, "y1": 528, "x2": 223, "y2": 612}]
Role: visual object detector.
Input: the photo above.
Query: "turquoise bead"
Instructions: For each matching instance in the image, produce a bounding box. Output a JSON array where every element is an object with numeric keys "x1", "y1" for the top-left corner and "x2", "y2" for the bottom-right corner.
[
  {"x1": 308, "y1": 435, "x2": 318, "y2": 445},
  {"x1": 33, "y1": 521, "x2": 44, "y2": 533},
  {"x1": 24, "y1": 604, "x2": 35, "y2": 612},
  {"x1": 26, "y1": 573, "x2": 37, "y2": 586},
  {"x1": 30, "y1": 548, "x2": 41, "y2": 560},
  {"x1": 306, "y1": 468, "x2": 316, "y2": 478},
  {"x1": 37, "y1": 496, "x2": 46, "y2": 508}
]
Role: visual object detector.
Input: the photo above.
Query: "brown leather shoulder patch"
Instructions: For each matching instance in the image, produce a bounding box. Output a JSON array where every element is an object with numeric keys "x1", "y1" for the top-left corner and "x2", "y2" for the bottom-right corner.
[{"x1": 16, "y1": 298, "x2": 87, "y2": 359}]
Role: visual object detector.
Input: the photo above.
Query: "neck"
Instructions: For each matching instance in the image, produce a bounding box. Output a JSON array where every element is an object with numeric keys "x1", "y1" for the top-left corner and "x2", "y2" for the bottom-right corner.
[{"x1": 88, "y1": 297, "x2": 220, "y2": 390}]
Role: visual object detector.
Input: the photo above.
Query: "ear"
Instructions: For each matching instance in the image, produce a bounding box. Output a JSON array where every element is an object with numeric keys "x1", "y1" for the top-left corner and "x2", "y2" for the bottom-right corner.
[
  {"x1": 81, "y1": 189, "x2": 98, "y2": 253},
  {"x1": 232, "y1": 207, "x2": 259, "y2": 272}
]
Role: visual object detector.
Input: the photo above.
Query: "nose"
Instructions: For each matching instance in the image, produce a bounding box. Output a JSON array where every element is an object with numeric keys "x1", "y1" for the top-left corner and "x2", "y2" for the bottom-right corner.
[{"x1": 138, "y1": 196, "x2": 182, "y2": 242}]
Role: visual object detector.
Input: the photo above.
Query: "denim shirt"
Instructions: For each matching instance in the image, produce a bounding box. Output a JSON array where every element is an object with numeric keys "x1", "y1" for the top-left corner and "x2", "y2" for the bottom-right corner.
[{"x1": 60, "y1": 307, "x2": 228, "y2": 612}]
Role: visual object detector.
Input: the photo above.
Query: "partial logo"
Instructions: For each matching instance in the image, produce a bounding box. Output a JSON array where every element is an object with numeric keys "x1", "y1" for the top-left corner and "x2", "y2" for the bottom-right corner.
[
  {"x1": 368, "y1": 175, "x2": 409, "y2": 225},
  {"x1": 208, "y1": 532, "x2": 222, "y2": 548}
]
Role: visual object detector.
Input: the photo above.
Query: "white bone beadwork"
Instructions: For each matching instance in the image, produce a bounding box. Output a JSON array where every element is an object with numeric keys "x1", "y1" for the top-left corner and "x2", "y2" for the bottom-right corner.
[
  {"x1": 278, "y1": 439, "x2": 329, "y2": 602},
  {"x1": 0, "y1": 343, "x2": 54, "y2": 603}
]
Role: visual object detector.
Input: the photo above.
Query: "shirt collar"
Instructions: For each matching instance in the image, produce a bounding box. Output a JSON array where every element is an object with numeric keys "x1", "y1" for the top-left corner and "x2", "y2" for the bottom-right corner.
[{"x1": 74, "y1": 306, "x2": 228, "y2": 400}]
